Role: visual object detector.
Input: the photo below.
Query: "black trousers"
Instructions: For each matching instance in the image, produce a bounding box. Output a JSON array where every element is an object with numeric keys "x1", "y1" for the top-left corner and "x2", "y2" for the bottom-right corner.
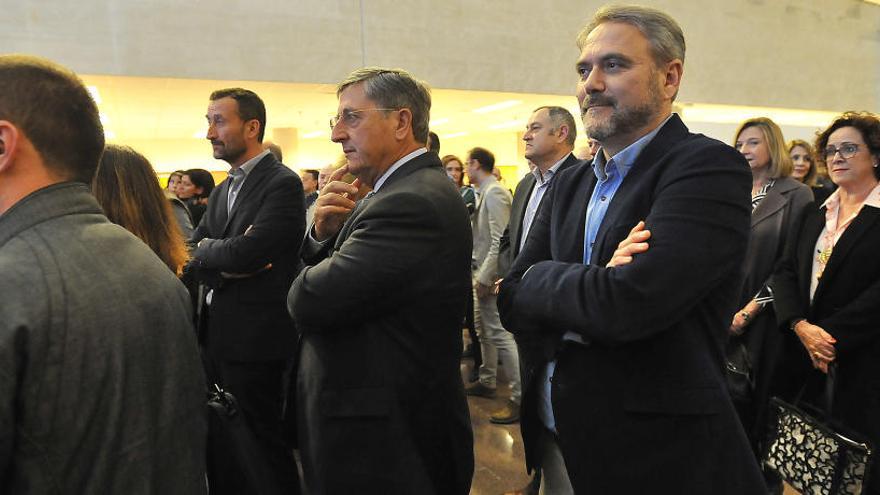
[{"x1": 205, "y1": 355, "x2": 299, "y2": 495}]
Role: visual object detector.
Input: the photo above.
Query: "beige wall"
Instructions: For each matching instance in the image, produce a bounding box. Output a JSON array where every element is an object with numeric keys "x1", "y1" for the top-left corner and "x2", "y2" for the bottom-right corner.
[{"x1": 4, "y1": 0, "x2": 879, "y2": 112}]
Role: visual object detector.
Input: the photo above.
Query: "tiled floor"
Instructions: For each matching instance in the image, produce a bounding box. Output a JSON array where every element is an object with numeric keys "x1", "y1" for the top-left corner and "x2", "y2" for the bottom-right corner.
[
  {"x1": 461, "y1": 356, "x2": 531, "y2": 495},
  {"x1": 461, "y1": 353, "x2": 800, "y2": 495}
]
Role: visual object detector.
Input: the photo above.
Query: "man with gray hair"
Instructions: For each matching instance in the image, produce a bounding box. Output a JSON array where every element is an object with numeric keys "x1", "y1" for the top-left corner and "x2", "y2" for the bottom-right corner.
[
  {"x1": 499, "y1": 5, "x2": 765, "y2": 493},
  {"x1": 288, "y1": 67, "x2": 474, "y2": 494}
]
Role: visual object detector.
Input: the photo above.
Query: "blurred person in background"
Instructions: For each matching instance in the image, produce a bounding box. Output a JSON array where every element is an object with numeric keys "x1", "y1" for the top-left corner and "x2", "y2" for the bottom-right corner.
[
  {"x1": 729, "y1": 117, "x2": 813, "y2": 456},
  {"x1": 789, "y1": 139, "x2": 835, "y2": 205},
  {"x1": 178, "y1": 168, "x2": 215, "y2": 227},
  {"x1": 773, "y1": 111, "x2": 880, "y2": 495},
  {"x1": 93, "y1": 145, "x2": 190, "y2": 275},
  {"x1": 443, "y1": 153, "x2": 480, "y2": 381},
  {"x1": 166, "y1": 169, "x2": 184, "y2": 196}
]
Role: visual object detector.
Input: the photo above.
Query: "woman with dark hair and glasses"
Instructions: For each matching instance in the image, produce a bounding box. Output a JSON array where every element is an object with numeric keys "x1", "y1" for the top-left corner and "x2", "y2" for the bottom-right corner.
[
  {"x1": 772, "y1": 112, "x2": 880, "y2": 493},
  {"x1": 177, "y1": 168, "x2": 215, "y2": 227}
]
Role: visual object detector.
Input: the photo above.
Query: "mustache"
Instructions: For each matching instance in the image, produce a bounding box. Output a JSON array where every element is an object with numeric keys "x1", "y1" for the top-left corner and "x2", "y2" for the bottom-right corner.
[
  {"x1": 210, "y1": 140, "x2": 224, "y2": 146},
  {"x1": 581, "y1": 94, "x2": 616, "y2": 113}
]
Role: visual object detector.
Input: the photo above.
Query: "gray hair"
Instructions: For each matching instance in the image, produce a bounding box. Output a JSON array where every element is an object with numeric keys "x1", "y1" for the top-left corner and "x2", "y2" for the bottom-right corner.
[
  {"x1": 577, "y1": 5, "x2": 686, "y2": 66},
  {"x1": 337, "y1": 67, "x2": 431, "y2": 143},
  {"x1": 533, "y1": 106, "x2": 578, "y2": 147}
]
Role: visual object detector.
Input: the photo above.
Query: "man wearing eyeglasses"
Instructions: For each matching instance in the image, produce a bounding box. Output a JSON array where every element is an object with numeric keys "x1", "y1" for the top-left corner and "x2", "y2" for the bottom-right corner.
[{"x1": 288, "y1": 67, "x2": 474, "y2": 494}]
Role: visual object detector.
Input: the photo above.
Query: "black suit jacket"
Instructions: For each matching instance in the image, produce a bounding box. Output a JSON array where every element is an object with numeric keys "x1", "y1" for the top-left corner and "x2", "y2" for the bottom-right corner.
[
  {"x1": 773, "y1": 203, "x2": 880, "y2": 481},
  {"x1": 287, "y1": 152, "x2": 474, "y2": 495},
  {"x1": 498, "y1": 115, "x2": 764, "y2": 494},
  {"x1": 498, "y1": 153, "x2": 581, "y2": 277},
  {"x1": 190, "y1": 153, "x2": 305, "y2": 362}
]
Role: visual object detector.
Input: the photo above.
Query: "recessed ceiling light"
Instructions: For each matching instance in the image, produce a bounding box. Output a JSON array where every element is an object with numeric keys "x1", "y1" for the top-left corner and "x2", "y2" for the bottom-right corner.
[
  {"x1": 104, "y1": 130, "x2": 116, "y2": 140},
  {"x1": 680, "y1": 103, "x2": 839, "y2": 128},
  {"x1": 192, "y1": 129, "x2": 206, "y2": 139},
  {"x1": 473, "y1": 100, "x2": 522, "y2": 114},
  {"x1": 430, "y1": 118, "x2": 450, "y2": 127}
]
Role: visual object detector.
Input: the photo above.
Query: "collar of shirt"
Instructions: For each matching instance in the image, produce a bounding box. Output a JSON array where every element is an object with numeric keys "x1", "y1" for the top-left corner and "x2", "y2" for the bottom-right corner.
[
  {"x1": 475, "y1": 174, "x2": 498, "y2": 194},
  {"x1": 229, "y1": 149, "x2": 269, "y2": 178},
  {"x1": 822, "y1": 181, "x2": 880, "y2": 210},
  {"x1": 531, "y1": 152, "x2": 571, "y2": 186},
  {"x1": 373, "y1": 148, "x2": 427, "y2": 192},
  {"x1": 591, "y1": 114, "x2": 673, "y2": 182}
]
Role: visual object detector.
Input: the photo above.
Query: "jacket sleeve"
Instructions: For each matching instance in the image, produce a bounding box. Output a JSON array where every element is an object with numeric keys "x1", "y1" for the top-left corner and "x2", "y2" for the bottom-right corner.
[
  {"x1": 475, "y1": 185, "x2": 512, "y2": 286},
  {"x1": 191, "y1": 172, "x2": 305, "y2": 274},
  {"x1": 288, "y1": 190, "x2": 443, "y2": 329},
  {"x1": 503, "y1": 144, "x2": 752, "y2": 346}
]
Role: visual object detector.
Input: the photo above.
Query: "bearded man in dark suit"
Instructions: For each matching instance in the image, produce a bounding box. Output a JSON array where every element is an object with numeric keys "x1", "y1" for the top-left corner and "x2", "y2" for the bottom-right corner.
[
  {"x1": 498, "y1": 5, "x2": 765, "y2": 494},
  {"x1": 288, "y1": 67, "x2": 474, "y2": 495},
  {"x1": 189, "y1": 87, "x2": 304, "y2": 494}
]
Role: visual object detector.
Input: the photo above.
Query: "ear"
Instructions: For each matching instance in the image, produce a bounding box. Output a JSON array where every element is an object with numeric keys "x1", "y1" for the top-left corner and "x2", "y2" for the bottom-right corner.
[
  {"x1": 245, "y1": 119, "x2": 261, "y2": 141},
  {"x1": 0, "y1": 120, "x2": 22, "y2": 175},
  {"x1": 556, "y1": 124, "x2": 571, "y2": 145},
  {"x1": 660, "y1": 59, "x2": 684, "y2": 100},
  {"x1": 394, "y1": 108, "x2": 413, "y2": 141}
]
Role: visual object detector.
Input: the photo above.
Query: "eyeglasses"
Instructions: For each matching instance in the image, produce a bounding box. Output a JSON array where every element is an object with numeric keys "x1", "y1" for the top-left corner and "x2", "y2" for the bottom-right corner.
[
  {"x1": 329, "y1": 108, "x2": 398, "y2": 130},
  {"x1": 823, "y1": 142, "x2": 861, "y2": 161}
]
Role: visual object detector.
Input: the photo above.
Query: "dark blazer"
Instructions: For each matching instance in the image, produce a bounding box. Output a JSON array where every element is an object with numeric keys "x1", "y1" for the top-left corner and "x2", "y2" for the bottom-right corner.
[
  {"x1": 288, "y1": 152, "x2": 474, "y2": 495},
  {"x1": 190, "y1": 153, "x2": 305, "y2": 362},
  {"x1": 498, "y1": 153, "x2": 581, "y2": 277},
  {"x1": 498, "y1": 115, "x2": 765, "y2": 494},
  {"x1": 736, "y1": 177, "x2": 813, "y2": 398},
  {"x1": 773, "y1": 203, "x2": 880, "y2": 482}
]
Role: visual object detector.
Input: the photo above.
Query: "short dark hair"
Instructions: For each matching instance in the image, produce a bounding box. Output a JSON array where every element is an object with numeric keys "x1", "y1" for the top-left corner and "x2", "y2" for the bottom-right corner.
[
  {"x1": 468, "y1": 147, "x2": 495, "y2": 173},
  {"x1": 209, "y1": 88, "x2": 267, "y2": 143},
  {"x1": 302, "y1": 169, "x2": 319, "y2": 182},
  {"x1": 183, "y1": 169, "x2": 216, "y2": 199},
  {"x1": 815, "y1": 111, "x2": 880, "y2": 180},
  {"x1": 0, "y1": 55, "x2": 105, "y2": 183},
  {"x1": 533, "y1": 106, "x2": 578, "y2": 147},
  {"x1": 428, "y1": 131, "x2": 440, "y2": 153}
]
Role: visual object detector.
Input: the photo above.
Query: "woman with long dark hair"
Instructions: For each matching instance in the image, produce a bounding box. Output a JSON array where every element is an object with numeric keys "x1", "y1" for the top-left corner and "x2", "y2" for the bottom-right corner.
[{"x1": 92, "y1": 145, "x2": 189, "y2": 275}]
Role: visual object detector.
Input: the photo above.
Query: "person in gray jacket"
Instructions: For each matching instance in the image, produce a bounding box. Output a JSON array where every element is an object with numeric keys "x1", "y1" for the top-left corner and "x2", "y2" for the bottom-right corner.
[{"x1": 0, "y1": 55, "x2": 207, "y2": 494}]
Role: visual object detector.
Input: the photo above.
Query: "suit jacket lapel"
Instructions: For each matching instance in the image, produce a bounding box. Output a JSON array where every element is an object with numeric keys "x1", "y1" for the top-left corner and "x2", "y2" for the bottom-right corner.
[
  {"x1": 752, "y1": 179, "x2": 798, "y2": 228},
  {"x1": 222, "y1": 154, "x2": 274, "y2": 234},
  {"x1": 813, "y1": 206, "x2": 880, "y2": 301},
  {"x1": 589, "y1": 115, "x2": 689, "y2": 265},
  {"x1": 555, "y1": 164, "x2": 595, "y2": 263}
]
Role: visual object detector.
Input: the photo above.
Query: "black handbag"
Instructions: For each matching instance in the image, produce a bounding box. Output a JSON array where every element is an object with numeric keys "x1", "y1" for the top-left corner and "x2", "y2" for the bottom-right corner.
[
  {"x1": 725, "y1": 337, "x2": 754, "y2": 404},
  {"x1": 763, "y1": 364, "x2": 873, "y2": 495},
  {"x1": 206, "y1": 384, "x2": 291, "y2": 495}
]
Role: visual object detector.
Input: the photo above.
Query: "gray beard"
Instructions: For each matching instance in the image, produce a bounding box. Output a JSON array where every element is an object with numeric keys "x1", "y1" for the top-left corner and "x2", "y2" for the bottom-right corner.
[{"x1": 583, "y1": 99, "x2": 660, "y2": 143}]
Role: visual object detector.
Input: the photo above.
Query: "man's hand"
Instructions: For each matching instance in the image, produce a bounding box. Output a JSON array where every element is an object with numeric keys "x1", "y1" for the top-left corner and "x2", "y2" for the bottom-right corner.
[
  {"x1": 729, "y1": 299, "x2": 760, "y2": 335},
  {"x1": 314, "y1": 166, "x2": 360, "y2": 241},
  {"x1": 475, "y1": 281, "x2": 494, "y2": 299},
  {"x1": 606, "y1": 221, "x2": 651, "y2": 268},
  {"x1": 793, "y1": 320, "x2": 837, "y2": 373}
]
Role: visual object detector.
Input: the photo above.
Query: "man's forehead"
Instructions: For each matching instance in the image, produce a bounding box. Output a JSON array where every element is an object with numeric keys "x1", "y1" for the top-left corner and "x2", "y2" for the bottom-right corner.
[
  {"x1": 579, "y1": 21, "x2": 649, "y2": 59},
  {"x1": 207, "y1": 97, "x2": 238, "y2": 116},
  {"x1": 337, "y1": 83, "x2": 373, "y2": 110}
]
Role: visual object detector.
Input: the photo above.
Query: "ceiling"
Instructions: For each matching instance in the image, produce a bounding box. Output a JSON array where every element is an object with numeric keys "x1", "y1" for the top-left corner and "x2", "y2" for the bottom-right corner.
[{"x1": 80, "y1": 74, "x2": 841, "y2": 173}]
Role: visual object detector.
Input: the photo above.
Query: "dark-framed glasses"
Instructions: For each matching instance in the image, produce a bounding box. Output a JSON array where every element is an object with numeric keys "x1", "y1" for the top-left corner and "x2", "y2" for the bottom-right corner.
[
  {"x1": 329, "y1": 108, "x2": 398, "y2": 130},
  {"x1": 823, "y1": 142, "x2": 861, "y2": 161}
]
